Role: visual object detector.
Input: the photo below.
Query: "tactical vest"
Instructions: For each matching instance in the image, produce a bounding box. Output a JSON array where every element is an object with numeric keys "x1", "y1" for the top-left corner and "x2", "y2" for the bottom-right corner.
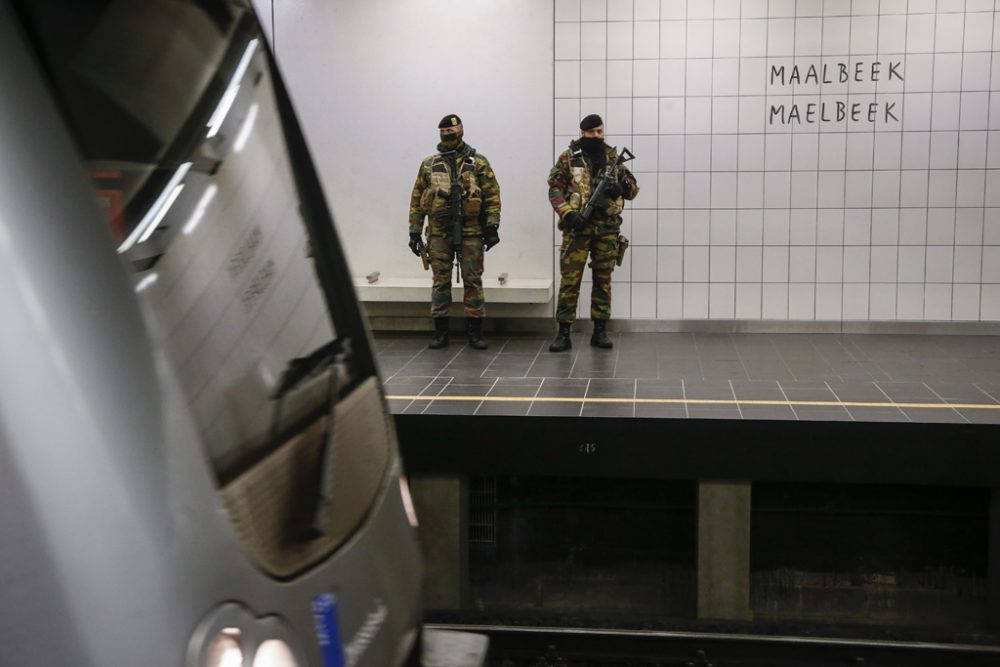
[
  {"x1": 419, "y1": 149, "x2": 483, "y2": 219},
  {"x1": 567, "y1": 147, "x2": 624, "y2": 220}
]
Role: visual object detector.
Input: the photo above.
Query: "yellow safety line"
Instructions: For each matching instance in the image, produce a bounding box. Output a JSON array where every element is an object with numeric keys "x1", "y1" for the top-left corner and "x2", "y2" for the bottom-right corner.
[{"x1": 385, "y1": 394, "x2": 1000, "y2": 410}]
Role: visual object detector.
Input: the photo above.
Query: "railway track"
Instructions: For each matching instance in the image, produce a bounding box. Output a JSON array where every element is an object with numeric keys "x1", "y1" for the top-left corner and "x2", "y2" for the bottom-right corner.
[{"x1": 426, "y1": 623, "x2": 1000, "y2": 667}]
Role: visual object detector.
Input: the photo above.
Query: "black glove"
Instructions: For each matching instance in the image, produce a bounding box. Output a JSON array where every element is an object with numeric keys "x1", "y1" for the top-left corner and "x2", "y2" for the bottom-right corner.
[
  {"x1": 605, "y1": 182, "x2": 623, "y2": 199},
  {"x1": 563, "y1": 211, "x2": 586, "y2": 232},
  {"x1": 483, "y1": 226, "x2": 500, "y2": 251},
  {"x1": 408, "y1": 232, "x2": 423, "y2": 256}
]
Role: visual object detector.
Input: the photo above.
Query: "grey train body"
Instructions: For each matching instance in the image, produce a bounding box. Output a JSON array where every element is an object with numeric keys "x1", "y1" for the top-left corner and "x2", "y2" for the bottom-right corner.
[{"x1": 0, "y1": 2, "x2": 422, "y2": 666}]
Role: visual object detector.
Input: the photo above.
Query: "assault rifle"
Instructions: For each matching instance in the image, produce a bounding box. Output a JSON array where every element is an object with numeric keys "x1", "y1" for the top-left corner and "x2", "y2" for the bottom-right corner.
[
  {"x1": 431, "y1": 166, "x2": 464, "y2": 284},
  {"x1": 561, "y1": 146, "x2": 635, "y2": 261},
  {"x1": 581, "y1": 146, "x2": 634, "y2": 222}
]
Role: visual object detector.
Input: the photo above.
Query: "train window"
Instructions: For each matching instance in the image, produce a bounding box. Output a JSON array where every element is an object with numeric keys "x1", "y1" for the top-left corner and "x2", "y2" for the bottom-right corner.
[{"x1": 15, "y1": 0, "x2": 364, "y2": 483}]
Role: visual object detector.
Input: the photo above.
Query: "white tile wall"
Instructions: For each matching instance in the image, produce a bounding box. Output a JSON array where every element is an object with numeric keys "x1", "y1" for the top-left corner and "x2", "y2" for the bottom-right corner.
[
  {"x1": 897, "y1": 283, "x2": 924, "y2": 319},
  {"x1": 762, "y1": 283, "x2": 789, "y2": 318},
  {"x1": 657, "y1": 282, "x2": 683, "y2": 317},
  {"x1": 953, "y1": 283, "x2": 981, "y2": 319},
  {"x1": 633, "y1": 281, "x2": 657, "y2": 318},
  {"x1": 612, "y1": 283, "x2": 632, "y2": 318},
  {"x1": 709, "y1": 282, "x2": 736, "y2": 318},
  {"x1": 984, "y1": 284, "x2": 1000, "y2": 319},
  {"x1": 736, "y1": 282, "x2": 763, "y2": 318},
  {"x1": 553, "y1": 0, "x2": 1000, "y2": 321},
  {"x1": 683, "y1": 282, "x2": 709, "y2": 317}
]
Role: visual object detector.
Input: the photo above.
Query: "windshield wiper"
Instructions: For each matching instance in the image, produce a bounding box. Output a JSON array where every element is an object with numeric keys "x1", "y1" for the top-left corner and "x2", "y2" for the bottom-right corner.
[{"x1": 269, "y1": 337, "x2": 357, "y2": 541}]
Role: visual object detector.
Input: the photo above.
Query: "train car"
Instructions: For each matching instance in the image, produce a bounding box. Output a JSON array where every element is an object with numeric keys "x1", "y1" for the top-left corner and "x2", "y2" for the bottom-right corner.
[{"x1": 0, "y1": 1, "x2": 423, "y2": 665}]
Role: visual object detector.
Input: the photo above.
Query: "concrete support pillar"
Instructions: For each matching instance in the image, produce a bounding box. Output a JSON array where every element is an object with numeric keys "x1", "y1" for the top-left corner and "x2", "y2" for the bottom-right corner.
[
  {"x1": 989, "y1": 488, "x2": 1000, "y2": 630},
  {"x1": 697, "y1": 480, "x2": 751, "y2": 620},
  {"x1": 408, "y1": 475, "x2": 467, "y2": 610}
]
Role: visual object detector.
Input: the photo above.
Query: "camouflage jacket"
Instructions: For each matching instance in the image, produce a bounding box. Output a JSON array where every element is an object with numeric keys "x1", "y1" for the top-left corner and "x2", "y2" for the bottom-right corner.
[
  {"x1": 547, "y1": 140, "x2": 638, "y2": 227},
  {"x1": 408, "y1": 141, "x2": 501, "y2": 237}
]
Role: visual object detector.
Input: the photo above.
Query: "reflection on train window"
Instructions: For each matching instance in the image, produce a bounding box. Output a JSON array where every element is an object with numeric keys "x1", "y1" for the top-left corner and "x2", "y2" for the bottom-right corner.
[{"x1": 20, "y1": 0, "x2": 341, "y2": 478}]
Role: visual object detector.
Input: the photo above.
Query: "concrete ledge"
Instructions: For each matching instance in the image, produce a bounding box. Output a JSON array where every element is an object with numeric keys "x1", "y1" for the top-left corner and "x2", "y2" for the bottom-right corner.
[
  {"x1": 608, "y1": 319, "x2": 1000, "y2": 335},
  {"x1": 366, "y1": 316, "x2": 1000, "y2": 335},
  {"x1": 353, "y1": 277, "x2": 552, "y2": 304},
  {"x1": 368, "y1": 316, "x2": 555, "y2": 333}
]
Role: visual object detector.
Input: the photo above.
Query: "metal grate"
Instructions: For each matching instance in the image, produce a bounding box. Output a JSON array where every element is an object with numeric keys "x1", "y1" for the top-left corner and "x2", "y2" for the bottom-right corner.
[{"x1": 469, "y1": 476, "x2": 497, "y2": 545}]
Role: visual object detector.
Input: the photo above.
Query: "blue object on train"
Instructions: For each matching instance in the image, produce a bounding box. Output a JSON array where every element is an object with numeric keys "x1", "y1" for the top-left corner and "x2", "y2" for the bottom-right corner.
[{"x1": 312, "y1": 593, "x2": 345, "y2": 667}]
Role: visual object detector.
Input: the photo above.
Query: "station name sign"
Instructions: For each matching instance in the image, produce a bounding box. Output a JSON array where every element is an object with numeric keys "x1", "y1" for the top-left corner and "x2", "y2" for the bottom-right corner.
[{"x1": 767, "y1": 59, "x2": 904, "y2": 126}]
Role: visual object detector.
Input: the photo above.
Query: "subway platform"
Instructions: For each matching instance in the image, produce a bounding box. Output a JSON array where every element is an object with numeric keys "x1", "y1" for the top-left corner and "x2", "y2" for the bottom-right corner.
[
  {"x1": 378, "y1": 331, "x2": 1000, "y2": 424},
  {"x1": 378, "y1": 331, "x2": 1000, "y2": 485}
]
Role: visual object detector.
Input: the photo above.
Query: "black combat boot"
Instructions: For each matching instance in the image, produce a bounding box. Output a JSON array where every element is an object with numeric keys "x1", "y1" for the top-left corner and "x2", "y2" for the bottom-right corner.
[
  {"x1": 428, "y1": 317, "x2": 449, "y2": 349},
  {"x1": 591, "y1": 319, "x2": 613, "y2": 349},
  {"x1": 548, "y1": 323, "x2": 572, "y2": 352},
  {"x1": 467, "y1": 318, "x2": 488, "y2": 350}
]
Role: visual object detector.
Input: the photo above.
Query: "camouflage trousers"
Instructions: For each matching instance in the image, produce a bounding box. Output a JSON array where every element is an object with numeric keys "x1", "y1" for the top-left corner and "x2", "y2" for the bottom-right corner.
[
  {"x1": 556, "y1": 228, "x2": 618, "y2": 323},
  {"x1": 429, "y1": 235, "x2": 485, "y2": 318}
]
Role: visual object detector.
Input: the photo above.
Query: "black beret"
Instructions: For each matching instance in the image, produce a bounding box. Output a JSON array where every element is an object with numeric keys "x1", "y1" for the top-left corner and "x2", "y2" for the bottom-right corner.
[
  {"x1": 438, "y1": 114, "x2": 462, "y2": 128},
  {"x1": 580, "y1": 114, "x2": 603, "y2": 130}
]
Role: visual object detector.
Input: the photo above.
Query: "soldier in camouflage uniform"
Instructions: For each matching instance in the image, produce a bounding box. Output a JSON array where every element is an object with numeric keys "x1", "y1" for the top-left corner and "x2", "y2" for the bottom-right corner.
[
  {"x1": 547, "y1": 114, "x2": 639, "y2": 352},
  {"x1": 408, "y1": 114, "x2": 501, "y2": 349}
]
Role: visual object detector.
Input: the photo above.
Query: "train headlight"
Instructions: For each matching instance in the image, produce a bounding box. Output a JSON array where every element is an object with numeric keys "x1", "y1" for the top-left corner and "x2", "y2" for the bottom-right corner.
[
  {"x1": 189, "y1": 604, "x2": 304, "y2": 667},
  {"x1": 252, "y1": 639, "x2": 299, "y2": 667},
  {"x1": 203, "y1": 628, "x2": 243, "y2": 667}
]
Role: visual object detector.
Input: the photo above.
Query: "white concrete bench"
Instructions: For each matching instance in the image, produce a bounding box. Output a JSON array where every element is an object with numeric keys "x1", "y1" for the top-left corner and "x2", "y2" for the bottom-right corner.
[{"x1": 352, "y1": 276, "x2": 552, "y2": 303}]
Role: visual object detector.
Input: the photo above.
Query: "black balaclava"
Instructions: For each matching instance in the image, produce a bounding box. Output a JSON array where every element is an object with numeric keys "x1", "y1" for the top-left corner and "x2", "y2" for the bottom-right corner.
[
  {"x1": 438, "y1": 114, "x2": 463, "y2": 151},
  {"x1": 579, "y1": 136, "x2": 604, "y2": 155},
  {"x1": 578, "y1": 113, "x2": 605, "y2": 164}
]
